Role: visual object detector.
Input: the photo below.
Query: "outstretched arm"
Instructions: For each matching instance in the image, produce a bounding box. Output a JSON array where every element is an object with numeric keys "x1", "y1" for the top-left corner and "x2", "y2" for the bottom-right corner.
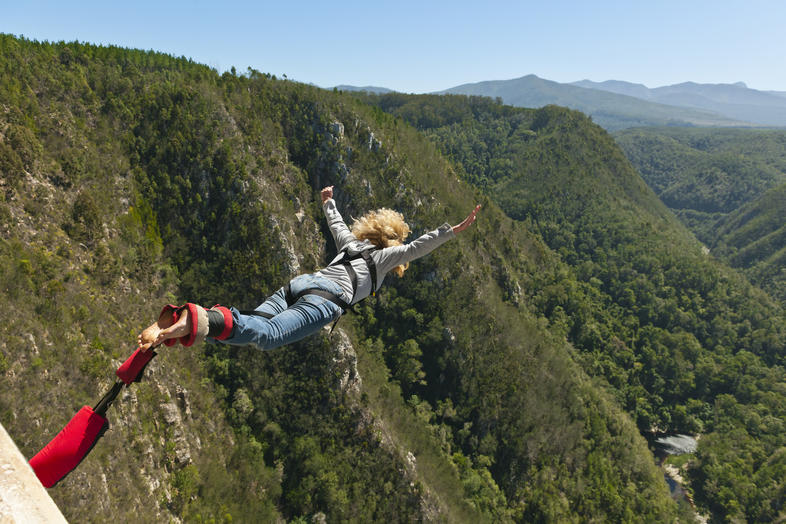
[
  {"x1": 452, "y1": 205, "x2": 481, "y2": 234},
  {"x1": 321, "y1": 186, "x2": 356, "y2": 252},
  {"x1": 375, "y1": 204, "x2": 482, "y2": 274}
]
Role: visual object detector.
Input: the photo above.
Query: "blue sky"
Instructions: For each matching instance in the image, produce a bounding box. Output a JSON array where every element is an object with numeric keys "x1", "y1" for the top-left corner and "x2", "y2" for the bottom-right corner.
[{"x1": 3, "y1": 0, "x2": 785, "y2": 93}]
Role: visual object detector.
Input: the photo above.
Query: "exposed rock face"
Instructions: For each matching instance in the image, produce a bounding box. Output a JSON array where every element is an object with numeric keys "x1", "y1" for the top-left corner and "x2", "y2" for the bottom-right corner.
[
  {"x1": 330, "y1": 121, "x2": 344, "y2": 139},
  {"x1": 159, "y1": 393, "x2": 193, "y2": 468},
  {"x1": 367, "y1": 131, "x2": 382, "y2": 152},
  {"x1": 175, "y1": 385, "x2": 192, "y2": 419},
  {"x1": 330, "y1": 328, "x2": 362, "y2": 395},
  {"x1": 161, "y1": 402, "x2": 180, "y2": 425}
]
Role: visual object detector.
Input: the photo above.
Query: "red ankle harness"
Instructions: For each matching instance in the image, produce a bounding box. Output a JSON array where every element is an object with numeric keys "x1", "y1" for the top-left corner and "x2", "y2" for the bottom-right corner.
[{"x1": 159, "y1": 303, "x2": 233, "y2": 346}]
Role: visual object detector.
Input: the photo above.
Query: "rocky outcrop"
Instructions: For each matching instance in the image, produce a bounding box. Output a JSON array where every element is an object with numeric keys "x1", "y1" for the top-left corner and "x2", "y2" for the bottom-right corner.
[
  {"x1": 330, "y1": 328, "x2": 362, "y2": 396},
  {"x1": 330, "y1": 121, "x2": 344, "y2": 139}
]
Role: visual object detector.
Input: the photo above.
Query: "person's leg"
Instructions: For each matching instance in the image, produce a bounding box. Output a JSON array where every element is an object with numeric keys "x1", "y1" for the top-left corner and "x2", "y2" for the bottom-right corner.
[
  {"x1": 225, "y1": 294, "x2": 341, "y2": 350},
  {"x1": 137, "y1": 275, "x2": 348, "y2": 352},
  {"x1": 217, "y1": 274, "x2": 348, "y2": 350},
  {"x1": 136, "y1": 286, "x2": 290, "y2": 351},
  {"x1": 253, "y1": 286, "x2": 289, "y2": 317}
]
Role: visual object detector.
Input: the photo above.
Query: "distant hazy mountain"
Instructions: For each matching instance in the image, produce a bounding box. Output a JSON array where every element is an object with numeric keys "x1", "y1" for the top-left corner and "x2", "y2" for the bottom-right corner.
[
  {"x1": 333, "y1": 85, "x2": 394, "y2": 94},
  {"x1": 574, "y1": 79, "x2": 786, "y2": 127},
  {"x1": 441, "y1": 75, "x2": 746, "y2": 130}
]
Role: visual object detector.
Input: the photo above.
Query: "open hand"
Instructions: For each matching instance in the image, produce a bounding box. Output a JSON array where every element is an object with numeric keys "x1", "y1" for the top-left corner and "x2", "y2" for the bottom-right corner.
[{"x1": 452, "y1": 205, "x2": 481, "y2": 234}]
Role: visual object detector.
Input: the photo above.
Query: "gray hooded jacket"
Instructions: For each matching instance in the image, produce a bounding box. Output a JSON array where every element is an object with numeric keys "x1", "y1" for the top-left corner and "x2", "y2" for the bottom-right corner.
[{"x1": 316, "y1": 199, "x2": 455, "y2": 305}]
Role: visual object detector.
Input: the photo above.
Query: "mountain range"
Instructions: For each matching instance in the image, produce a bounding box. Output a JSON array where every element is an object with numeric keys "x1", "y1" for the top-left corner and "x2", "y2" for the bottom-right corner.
[
  {"x1": 573, "y1": 78, "x2": 786, "y2": 127},
  {"x1": 339, "y1": 75, "x2": 786, "y2": 130}
]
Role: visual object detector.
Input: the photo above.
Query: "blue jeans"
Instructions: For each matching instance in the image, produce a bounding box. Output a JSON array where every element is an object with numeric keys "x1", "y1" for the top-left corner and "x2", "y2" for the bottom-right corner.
[{"x1": 215, "y1": 274, "x2": 347, "y2": 350}]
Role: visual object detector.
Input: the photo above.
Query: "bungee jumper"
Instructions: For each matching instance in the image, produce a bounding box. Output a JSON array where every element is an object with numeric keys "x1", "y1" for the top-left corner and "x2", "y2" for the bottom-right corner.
[
  {"x1": 29, "y1": 186, "x2": 479, "y2": 488},
  {"x1": 136, "y1": 186, "x2": 481, "y2": 353}
]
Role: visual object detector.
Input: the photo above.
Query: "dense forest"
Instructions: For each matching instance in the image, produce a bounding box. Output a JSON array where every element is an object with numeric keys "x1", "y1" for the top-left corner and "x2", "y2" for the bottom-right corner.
[
  {"x1": 0, "y1": 35, "x2": 688, "y2": 522},
  {"x1": 358, "y1": 92, "x2": 786, "y2": 522},
  {"x1": 615, "y1": 127, "x2": 786, "y2": 305},
  {"x1": 711, "y1": 182, "x2": 786, "y2": 304},
  {"x1": 614, "y1": 127, "x2": 786, "y2": 239}
]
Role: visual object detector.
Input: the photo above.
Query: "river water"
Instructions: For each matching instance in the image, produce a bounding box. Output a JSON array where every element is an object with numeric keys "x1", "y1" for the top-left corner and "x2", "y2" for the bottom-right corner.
[
  {"x1": 653, "y1": 434, "x2": 698, "y2": 456},
  {"x1": 649, "y1": 433, "x2": 698, "y2": 499},
  {"x1": 649, "y1": 434, "x2": 708, "y2": 522}
]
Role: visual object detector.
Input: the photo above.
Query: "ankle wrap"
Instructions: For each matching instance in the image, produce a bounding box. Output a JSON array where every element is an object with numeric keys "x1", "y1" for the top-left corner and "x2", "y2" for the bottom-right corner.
[
  {"x1": 207, "y1": 305, "x2": 233, "y2": 340},
  {"x1": 159, "y1": 303, "x2": 208, "y2": 347},
  {"x1": 159, "y1": 303, "x2": 233, "y2": 346}
]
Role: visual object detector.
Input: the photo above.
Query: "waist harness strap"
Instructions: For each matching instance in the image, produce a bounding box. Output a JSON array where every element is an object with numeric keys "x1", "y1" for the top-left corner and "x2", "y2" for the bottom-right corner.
[
  {"x1": 239, "y1": 283, "x2": 351, "y2": 319},
  {"x1": 239, "y1": 247, "x2": 378, "y2": 321},
  {"x1": 240, "y1": 284, "x2": 350, "y2": 334}
]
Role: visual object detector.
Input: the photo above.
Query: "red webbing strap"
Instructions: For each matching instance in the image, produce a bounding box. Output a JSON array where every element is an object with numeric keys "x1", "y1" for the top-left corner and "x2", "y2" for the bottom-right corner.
[
  {"x1": 29, "y1": 406, "x2": 107, "y2": 488},
  {"x1": 116, "y1": 347, "x2": 156, "y2": 385}
]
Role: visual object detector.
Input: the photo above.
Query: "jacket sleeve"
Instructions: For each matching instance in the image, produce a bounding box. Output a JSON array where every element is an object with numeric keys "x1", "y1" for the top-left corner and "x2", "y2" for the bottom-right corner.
[
  {"x1": 323, "y1": 199, "x2": 356, "y2": 253},
  {"x1": 376, "y1": 223, "x2": 455, "y2": 275}
]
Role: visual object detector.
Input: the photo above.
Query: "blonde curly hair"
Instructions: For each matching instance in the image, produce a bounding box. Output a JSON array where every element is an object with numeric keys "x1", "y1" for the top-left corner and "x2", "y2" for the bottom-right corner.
[{"x1": 351, "y1": 208, "x2": 411, "y2": 277}]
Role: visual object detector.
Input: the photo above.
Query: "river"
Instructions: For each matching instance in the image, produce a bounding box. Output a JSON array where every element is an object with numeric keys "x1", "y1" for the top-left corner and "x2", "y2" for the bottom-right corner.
[
  {"x1": 649, "y1": 433, "x2": 708, "y2": 522},
  {"x1": 653, "y1": 434, "x2": 698, "y2": 456}
]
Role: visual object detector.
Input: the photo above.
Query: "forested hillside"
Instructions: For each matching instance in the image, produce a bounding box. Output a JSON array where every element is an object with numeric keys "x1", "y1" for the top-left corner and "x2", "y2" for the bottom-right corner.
[
  {"x1": 712, "y1": 182, "x2": 786, "y2": 305},
  {"x1": 362, "y1": 92, "x2": 786, "y2": 522},
  {"x1": 0, "y1": 35, "x2": 683, "y2": 522},
  {"x1": 614, "y1": 127, "x2": 786, "y2": 240},
  {"x1": 615, "y1": 127, "x2": 786, "y2": 304}
]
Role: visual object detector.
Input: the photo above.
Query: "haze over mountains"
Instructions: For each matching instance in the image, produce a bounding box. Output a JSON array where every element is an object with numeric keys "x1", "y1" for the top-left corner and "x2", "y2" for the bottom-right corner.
[
  {"x1": 573, "y1": 78, "x2": 786, "y2": 127},
  {"x1": 338, "y1": 75, "x2": 786, "y2": 130},
  {"x1": 333, "y1": 84, "x2": 392, "y2": 94}
]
